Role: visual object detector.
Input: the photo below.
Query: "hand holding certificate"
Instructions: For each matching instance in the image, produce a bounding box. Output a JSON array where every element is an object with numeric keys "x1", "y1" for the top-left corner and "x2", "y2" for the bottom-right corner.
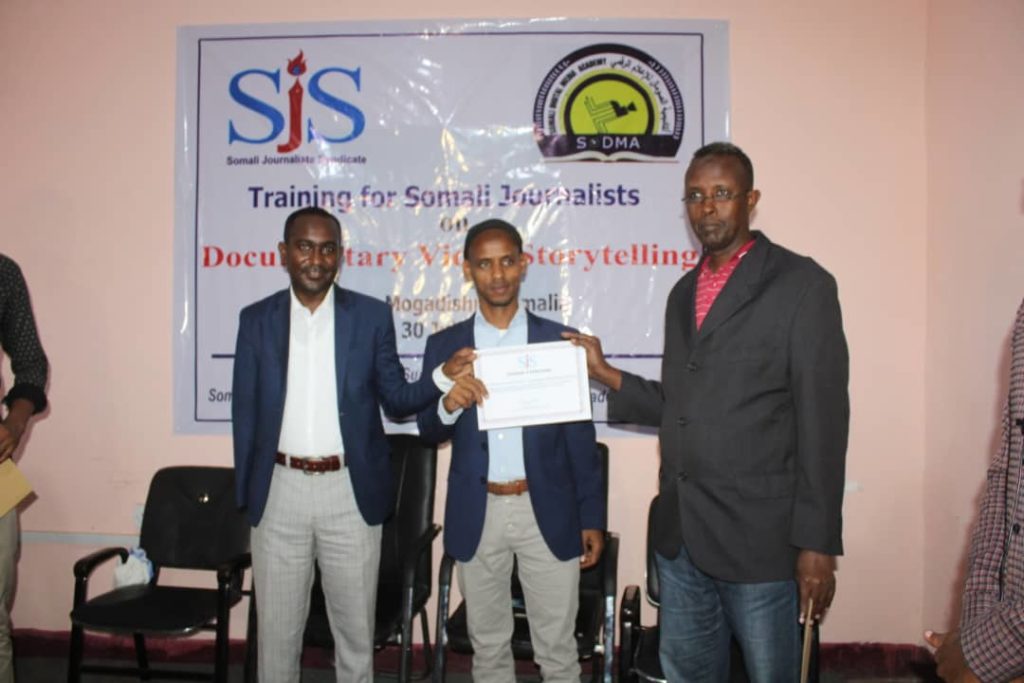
[{"x1": 473, "y1": 341, "x2": 592, "y2": 430}]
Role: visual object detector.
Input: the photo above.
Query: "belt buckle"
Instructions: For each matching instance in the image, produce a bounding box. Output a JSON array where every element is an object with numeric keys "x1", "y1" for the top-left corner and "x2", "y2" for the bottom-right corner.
[{"x1": 302, "y1": 458, "x2": 328, "y2": 476}]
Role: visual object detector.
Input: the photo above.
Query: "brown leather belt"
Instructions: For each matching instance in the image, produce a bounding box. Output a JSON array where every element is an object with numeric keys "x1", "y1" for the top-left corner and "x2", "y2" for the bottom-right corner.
[
  {"x1": 486, "y1": 479, "x2": 529, "y2": 496},
  {"x1": 275, "y1": 452, "x2": 343, "y2": 474}
]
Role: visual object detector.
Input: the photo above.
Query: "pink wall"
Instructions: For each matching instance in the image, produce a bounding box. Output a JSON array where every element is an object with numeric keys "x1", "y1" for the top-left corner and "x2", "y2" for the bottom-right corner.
[
  {"x1": 923, "y1": 0, "x2": 1024, "y2": 633},
  {"x1": 2, "y1": 0, "x2": 1019, "y2": 648}
]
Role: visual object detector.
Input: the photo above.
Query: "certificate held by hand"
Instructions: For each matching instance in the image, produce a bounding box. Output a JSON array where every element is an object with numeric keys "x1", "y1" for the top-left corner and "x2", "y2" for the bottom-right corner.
[{"x1": 474, "y1": 341, "x2": 592, "y2": 430}]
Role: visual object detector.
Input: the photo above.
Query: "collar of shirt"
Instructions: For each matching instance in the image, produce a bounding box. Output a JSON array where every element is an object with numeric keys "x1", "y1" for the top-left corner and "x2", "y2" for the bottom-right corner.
[
  {"x1": 473, "y1": 303, "x2": 528, "y2": 349},
  {"x1": 694, "y1": 238, "x2": 756, "y2": 331},
  {"x1": 698, "y1": 238, "x2": 756, "y2": 279},
  {"x1": 289, "y1": 285, "x2": 334, "y2": 323}
]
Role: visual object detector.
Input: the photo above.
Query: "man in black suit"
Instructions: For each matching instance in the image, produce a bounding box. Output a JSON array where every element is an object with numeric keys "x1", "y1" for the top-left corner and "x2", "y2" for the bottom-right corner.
[{"x1": 566, "y1": 142, "x2": 848, "y2": 682}]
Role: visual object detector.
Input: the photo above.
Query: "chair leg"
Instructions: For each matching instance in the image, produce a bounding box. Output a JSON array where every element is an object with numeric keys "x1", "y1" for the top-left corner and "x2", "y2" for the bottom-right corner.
[
  {"x1": 244, "y1": 593, "x2": 258, "y2": 683},
  {"x1": 399, "y1": 585, "x2": 415, "y2": 683},
  {"x1": 433, "y1": 562, "x2": 452, "y2": 683},
  {"x1": 133, "y1": 633, "x2": 151, "y2": 681},
  {"x1": 418, "y1": 607, "x2": 433, "y2": 678},
  {"x1": 215, "y1": 616, "x2": 231, "y2": 683},
  {"x1": 214, "y1": 570, "x2": 235, "y2": 683},
  {"x1": 66, "y1": 624, "x2": 84, "y2": 683}
]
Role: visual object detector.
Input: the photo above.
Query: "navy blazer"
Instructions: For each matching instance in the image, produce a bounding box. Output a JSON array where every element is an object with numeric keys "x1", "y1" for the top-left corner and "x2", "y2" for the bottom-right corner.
[
  {"x1": 416, "y1": 311, "x2": 605, "y2": 562},
  {"x1": 231, "y1": 285, "x2": 440, "y2": 526}
]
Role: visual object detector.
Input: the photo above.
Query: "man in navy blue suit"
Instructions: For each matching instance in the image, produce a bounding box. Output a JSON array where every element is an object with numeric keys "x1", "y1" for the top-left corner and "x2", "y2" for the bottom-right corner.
[
  {"x1": 231, "y1": 207, "x2": 467, "y2": 683},
  {"x1": 417, "y1": 219, "x2": 606, "y2": 683}
]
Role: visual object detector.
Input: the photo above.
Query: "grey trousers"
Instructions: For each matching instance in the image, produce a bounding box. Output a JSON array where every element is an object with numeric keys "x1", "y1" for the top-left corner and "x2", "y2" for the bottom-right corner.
[
  {"x1": 458, "y1": 492, "x2": 580, "y2": 683},
  {"x1": 0, "y1": 509, "x2": 15, "y2": 683},
  {"x1": 251, "y1": 466, "x2": 381, "y2": 683}
]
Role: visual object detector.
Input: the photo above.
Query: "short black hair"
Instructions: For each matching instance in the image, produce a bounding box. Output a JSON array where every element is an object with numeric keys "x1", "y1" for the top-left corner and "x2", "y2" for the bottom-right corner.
[
  {"x1": 462, "y1": 219, "x2": 524, "y2": 260},
  {"x1": 282, "y1": 206, "x2": 342, "y2": 243},
  {"x1": 690, "y1": 141, "x2": 755, "y2": 190}
]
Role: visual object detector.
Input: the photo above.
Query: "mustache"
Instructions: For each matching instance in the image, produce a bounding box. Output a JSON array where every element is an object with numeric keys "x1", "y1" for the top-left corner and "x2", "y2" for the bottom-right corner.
[{"x1": 301, "y1": 265, "x2": 334, "y2": 276}]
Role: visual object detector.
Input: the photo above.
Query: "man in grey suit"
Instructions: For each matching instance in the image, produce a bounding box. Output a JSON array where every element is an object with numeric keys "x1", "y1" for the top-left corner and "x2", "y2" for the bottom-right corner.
[{"x1": 566, "y1": 142, "x2": 849, "y2": 682}]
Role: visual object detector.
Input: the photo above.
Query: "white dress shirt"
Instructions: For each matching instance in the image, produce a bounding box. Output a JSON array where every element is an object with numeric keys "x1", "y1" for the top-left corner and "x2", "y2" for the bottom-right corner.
[{"x1": 277, "y1": 287, "x2": 345, "y2": 457}]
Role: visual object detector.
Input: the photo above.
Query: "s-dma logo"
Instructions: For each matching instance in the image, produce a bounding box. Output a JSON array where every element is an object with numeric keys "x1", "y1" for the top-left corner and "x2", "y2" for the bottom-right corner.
[
  {"x1": 227, "y1": 50, "x2": 366, "y2": 153},
  {"x1": 533, "y1": 44, "x2": 684, "y2": 162}
]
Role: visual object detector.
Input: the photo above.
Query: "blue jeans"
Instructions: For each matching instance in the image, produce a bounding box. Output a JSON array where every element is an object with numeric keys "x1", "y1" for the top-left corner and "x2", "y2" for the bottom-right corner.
[{"x1": 656, "y1": 546, "x2": 799, "y2": 683}]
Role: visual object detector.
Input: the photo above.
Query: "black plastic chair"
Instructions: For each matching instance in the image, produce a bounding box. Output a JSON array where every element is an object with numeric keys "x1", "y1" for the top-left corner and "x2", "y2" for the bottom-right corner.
[
  {"x1": 619, "y1": 495, "x2": 820, "y2": 682},
  {"x1": 67, "y1": 466, "x2": 251, "y2": 683},
  {"x1": 244, "y1": 433, "x2": 440, "y2": 682},
  {"x1": 433, "y1": 442, "x2": 618, "y2": 683}
]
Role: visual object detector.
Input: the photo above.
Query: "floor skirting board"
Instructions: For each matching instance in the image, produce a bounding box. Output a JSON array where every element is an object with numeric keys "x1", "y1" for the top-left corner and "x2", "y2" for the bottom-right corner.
[{"x1": 15, "y1": 628, "x2": 941, "y2": 680}]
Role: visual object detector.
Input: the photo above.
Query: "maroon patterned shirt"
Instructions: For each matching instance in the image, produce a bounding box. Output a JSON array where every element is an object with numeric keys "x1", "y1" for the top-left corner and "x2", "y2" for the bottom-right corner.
[
  {"x1": 694, "y1": 239, "x2": 755, "y2": 330},
  {"x1": 960, "y1": 298, "x2": 1024, "y2": 681}
]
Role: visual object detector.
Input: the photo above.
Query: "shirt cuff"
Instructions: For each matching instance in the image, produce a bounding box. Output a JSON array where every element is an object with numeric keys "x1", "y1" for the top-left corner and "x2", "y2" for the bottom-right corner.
[
  {"x1": 432, "y1": 364, "x2": 455, "y2": 393},
  {"x1": 437, "y1": 398, "x2": 462, "y2": 425},
  {"x1": 3, "y1": 384, "x2": 47, "y2": 414}
]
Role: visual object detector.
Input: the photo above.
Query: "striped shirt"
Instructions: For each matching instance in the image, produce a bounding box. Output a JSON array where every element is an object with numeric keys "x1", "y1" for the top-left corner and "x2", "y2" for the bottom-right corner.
[{"x1": 694, "y1": 239, "x2": 755, "y2": 330}]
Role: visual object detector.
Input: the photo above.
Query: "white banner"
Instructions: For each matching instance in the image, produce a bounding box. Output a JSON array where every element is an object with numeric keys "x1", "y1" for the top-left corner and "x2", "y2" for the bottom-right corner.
[{"x1": 173, "y1": 18, "x2": 729, "y2": 434}]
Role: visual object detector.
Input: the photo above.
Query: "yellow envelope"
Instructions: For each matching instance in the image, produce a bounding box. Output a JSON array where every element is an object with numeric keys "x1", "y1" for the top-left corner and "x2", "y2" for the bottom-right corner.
[{"x1": 0, "y1": 460, "x2": 32, "y2": 516}]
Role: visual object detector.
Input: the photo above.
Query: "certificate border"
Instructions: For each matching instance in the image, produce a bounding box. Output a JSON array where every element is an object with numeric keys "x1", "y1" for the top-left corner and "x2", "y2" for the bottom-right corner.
[{"x1": 474, "y1": 341, "x2": 593, "y2": 430}]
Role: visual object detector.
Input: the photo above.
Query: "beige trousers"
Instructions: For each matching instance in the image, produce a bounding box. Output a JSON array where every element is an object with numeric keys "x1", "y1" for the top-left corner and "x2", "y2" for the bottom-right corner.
[
  {"x1": 251, "y1": 466, "x2": 381, "y2": 683},
  {"x1": 458, "y1": 492, "x2": 580, "y2": 683}
]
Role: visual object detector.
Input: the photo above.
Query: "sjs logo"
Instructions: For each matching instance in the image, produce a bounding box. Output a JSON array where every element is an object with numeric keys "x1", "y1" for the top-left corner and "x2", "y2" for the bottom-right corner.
[{"x1": 228, "y1": 51, "x2": 365, "y2": 152}]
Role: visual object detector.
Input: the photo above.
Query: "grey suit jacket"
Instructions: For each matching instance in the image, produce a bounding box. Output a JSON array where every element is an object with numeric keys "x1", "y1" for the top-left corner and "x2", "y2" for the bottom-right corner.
[{"x1": 609, "y1": 232, "x2": 848, "y2": 582}]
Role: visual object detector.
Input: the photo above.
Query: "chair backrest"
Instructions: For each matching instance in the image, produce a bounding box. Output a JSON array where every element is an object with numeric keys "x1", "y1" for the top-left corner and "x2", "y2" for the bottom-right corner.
[
  {"x1": 645, "y1": 495, "x2": 661, "y2": 606},
  {"x1": 377, "y1": 434, "x2": 438, "y2": 592},
  {"x1": 303, "y1": 434, "x2": 438, "y2": 649},
  {"x1": 139, "y1": 466, "x2": 250, "y2": 571}
]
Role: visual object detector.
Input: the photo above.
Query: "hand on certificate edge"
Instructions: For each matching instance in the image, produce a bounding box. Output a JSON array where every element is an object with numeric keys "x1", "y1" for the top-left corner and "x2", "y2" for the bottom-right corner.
[
  {"x1": 561, "y1": 331, "x2": 622, "y2": 391},
  {"x1": 796, "y1": 549, "x2": 836, "y2": 623},
  {"x1": 923, "y1": 629, "x2": 982, "y2": 683},
  {"x1": 442, "y1": 347, "x2": 476, "y2": 380},
  {"x1": 442, "y1": 376, "x2": 488, "y2": 413},
  {"x1": 580, "y1": 529, "x2": 604, "y2": 569},
  {"x1": 0, "y1": 399, "x2": 33, "y2": 462}
]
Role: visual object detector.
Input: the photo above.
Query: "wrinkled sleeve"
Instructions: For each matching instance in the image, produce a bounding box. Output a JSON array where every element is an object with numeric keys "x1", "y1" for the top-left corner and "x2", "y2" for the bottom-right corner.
[
  {"x1": 787, "y1": 275, "x2": 849, "y2": 556},
  {"x1": 1, "y1": 259, "x2": 48, "y2": 413}
]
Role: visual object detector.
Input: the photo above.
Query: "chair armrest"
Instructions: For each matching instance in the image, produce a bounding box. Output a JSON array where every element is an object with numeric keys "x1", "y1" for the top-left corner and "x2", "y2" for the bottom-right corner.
[
  {"x1": 600, "y1": 533, "x2": 619, "y2": 683},
  {"x1": 72, "y1": 547, "x2": 129, "y2": 608},
  {"x1": 73, "y1": 547, "x2": 128, "y2": 580},
  {"x1": 620, "y1": 584, "x2": 641, "y2": 628},
  {"x1": 217, "y1": 552, "x2": 252, "y2": 586},
  {"x1": 401, "y1": 523, "x2": 441, "y2": 590},
  {"x1": 434, "y1": 552, "x2": 457, "y2": 682},
  {"x1": 217, "y1": 552, "x2": 252, "y2": 581},
  {"x1": 602, "y1": 532, "x2": 619, "y2": 599},
  {"x1": 438, "y1": 551, "x2": 456, "y2": 593}
]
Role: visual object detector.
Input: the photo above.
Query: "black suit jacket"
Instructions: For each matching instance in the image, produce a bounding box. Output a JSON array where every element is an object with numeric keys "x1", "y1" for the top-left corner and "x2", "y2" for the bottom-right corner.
[{"x1": 609, "y1": 232, "x2": 848, "y2": 582}]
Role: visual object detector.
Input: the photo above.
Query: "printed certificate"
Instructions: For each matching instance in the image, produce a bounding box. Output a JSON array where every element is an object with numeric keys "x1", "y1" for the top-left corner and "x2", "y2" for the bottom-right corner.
[{"x1": 474, "y1": 341, "x2": 592, "y2": 430}]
